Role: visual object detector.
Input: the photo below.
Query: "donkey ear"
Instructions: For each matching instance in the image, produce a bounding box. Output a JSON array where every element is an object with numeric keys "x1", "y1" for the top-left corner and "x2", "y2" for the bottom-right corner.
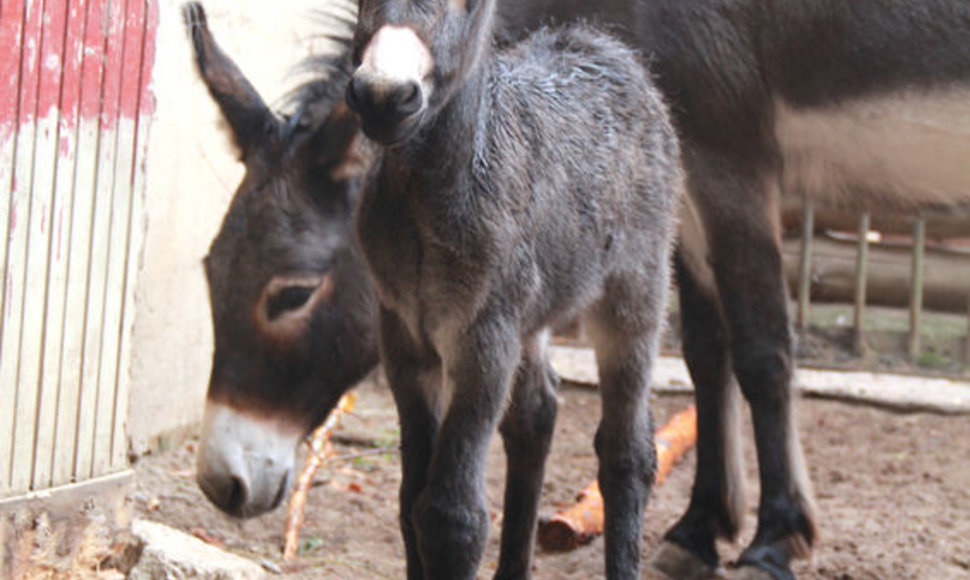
[{"x1": 182, "y1": 2, "x2": 278, "y2": 157}]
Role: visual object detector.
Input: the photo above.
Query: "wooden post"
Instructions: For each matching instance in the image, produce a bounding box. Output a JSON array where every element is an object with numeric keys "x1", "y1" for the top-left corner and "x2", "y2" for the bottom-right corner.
[
  {"x1": 797, "y1": 198, "x2": 815, "y2": 330},
  {"x1": 853, "y1": 213, "x2": 870, "y2": 354},
  {"x1": 965, "y1": 292, "x2": 970, "y2": 366},
  {"x1": 908, "y1": 218, "x2": 926, "y2": 361}
]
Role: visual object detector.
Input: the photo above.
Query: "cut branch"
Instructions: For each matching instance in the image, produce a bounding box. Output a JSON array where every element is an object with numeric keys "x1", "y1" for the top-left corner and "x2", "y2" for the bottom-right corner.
[{"x1": 282, "y1": 392, "x2": 357, "y2": 561}]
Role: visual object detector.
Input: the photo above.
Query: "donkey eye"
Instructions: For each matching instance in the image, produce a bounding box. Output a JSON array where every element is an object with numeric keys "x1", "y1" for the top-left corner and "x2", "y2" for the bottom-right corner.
[{"x1": 266, "y1": 286, "x2": 315, "y2": 320}]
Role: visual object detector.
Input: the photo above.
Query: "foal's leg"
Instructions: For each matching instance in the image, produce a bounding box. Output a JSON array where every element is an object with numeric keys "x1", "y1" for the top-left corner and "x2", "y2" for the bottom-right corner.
[
  {"x1": 494, "y1": 330, "x2": 559, "y2": 580},
  {"x1": 585, "y1": 273, "x2": 669, "y2": 580},
  {"x1": 413, "y1": 311, "x2": 521, "y2": 580},
  {"x1": 379, "y1": 308, "x2": 442, "y2": 580},
  {"x1": 683, "y1": 162, "x2": 816, "y2": 579},
  {"x1": 652, "y1": 248, "x2": 746, "y2": 579}
]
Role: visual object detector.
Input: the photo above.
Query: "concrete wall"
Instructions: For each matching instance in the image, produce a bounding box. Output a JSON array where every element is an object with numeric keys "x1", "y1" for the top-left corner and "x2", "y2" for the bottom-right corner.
[{"x1": 128, "y1": 0, "x2": 350, "y2": 452}]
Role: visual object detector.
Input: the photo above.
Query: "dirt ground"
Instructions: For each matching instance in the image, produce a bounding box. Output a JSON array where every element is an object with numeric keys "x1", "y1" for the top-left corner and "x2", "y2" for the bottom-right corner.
[{"x1": 131, "y1": 373, "x2": 970, "y2": 580}]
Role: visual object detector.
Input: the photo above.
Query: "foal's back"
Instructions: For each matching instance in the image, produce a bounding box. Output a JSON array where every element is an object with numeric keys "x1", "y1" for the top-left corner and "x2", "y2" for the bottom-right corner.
[
  {"x1": 487, "y1": 25, "x2": 678, "y2": 211},
  {"x1": 480, "y1": 25, "x2": 681, "y2": 319}
]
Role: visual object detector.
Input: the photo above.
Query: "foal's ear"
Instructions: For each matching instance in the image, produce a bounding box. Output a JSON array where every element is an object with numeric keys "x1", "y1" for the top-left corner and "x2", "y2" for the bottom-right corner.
[
  {"x1": 182, "y1": 2, "x2": 279, "y2": 158},
  {"x1": 311, "y1": 102, "x2": 373, "y2": 182},
  {"x1": 462, "y1": 0, "x2": 494, "y2": 47},
  {"x1": 464, "y1": 0, "x2": 492, "y2": 16}
]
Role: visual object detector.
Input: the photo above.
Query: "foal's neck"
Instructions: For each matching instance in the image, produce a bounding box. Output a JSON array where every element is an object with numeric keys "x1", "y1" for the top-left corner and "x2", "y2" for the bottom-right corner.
[{"x1": 396, "y1": 57, "x2": 492, "y2": 191}]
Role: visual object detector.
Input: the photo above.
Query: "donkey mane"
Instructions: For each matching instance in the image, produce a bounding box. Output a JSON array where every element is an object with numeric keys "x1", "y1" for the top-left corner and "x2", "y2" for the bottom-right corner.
[{"x1": 279, "y1": 3, "x2": 358, "y2": 145}]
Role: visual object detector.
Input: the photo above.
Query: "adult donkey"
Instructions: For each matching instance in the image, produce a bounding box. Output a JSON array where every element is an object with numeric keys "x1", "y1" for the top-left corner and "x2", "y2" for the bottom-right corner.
[
  {"x1": 187, "y1": 1, "x2": 970, "y2": 578},
  {"x1": 185, "y1": 3, "x2": 379, "y2": 518}
]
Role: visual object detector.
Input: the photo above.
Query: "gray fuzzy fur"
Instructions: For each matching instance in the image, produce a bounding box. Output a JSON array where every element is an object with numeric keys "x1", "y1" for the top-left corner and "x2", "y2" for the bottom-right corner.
[{"x1": 351, "y1": 5, "x2": 683, "y2": 578}]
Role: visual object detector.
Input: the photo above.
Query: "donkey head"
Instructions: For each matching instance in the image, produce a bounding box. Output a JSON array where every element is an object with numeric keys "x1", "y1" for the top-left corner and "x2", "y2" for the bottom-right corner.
[
  {"x1": 346, "y1": 0, "x2": 495, "y2": 145},
  {"x1": 183, "y1": 3, "x2": 379, "y2": 518}
]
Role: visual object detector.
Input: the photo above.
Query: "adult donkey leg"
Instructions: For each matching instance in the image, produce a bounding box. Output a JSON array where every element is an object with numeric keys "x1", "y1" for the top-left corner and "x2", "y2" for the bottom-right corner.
[
  {"x1": 380, "y1": 308, "x2": 442, "y2": 580},
  {"x1": 652, "y1": 245, "x2": 746, "y2": 579},
  {"x1": 494, "y1": 330, "x2": 559, "y2": 580},
  {"x1": 585, "y1": 273, "x2": 668, "y2": 580},
  {"x1": 690, "y1": 160, "x2": 816, "y2": 579},
  {"x1": 413, "y1": 310, "x2": 521, "y2": 580}
]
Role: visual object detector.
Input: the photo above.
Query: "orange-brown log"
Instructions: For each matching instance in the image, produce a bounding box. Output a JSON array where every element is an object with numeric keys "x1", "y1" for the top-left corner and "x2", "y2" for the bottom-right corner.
[
  {"x1": 537, "y1": 405, "x2": 697, "y2": 552},
  {"x1": 283, "y1": 392, "x2": 357, "y2": 561},
  {"x1": 653, "y1": 404, "x2": 698, "y2": 486}
]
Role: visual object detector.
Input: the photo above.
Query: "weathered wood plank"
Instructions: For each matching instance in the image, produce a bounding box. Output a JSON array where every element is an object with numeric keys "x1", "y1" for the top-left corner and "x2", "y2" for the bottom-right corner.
[
  {"x1": 26, "y1": 0, "x2": 72, "y2": 491},
  {"x1": 68, "y1": 0, "x2": 110, "y2": 483},
  {"x1": 81, "y1": 0, "x2": 126, "y2": 481},
  {"x1": 94, "y1": 0, "x2": 145, "y2": 476},
  {"x1": 34, "y1": 0, "x2": 89, "y2": 490},
  {"x1": 51, "y1": 0, "x2": 103, "y2": 489},
  {"x1": 0, "y1": 0, "x2": 27, "y2": 498},
  {"x1": 111, "y1": 0, "x2": 156, "y2": 470},
  {"x1": 43, "y1": 0, "x2": 88, "y2": 490},
  {"x1": 6, "y1": 0, "x2": 47, "y2": 495}
]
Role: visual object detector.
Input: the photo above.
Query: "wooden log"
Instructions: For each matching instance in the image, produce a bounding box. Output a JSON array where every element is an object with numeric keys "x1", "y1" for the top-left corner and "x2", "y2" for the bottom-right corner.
[
  {"x1": 782, "y1": 235, "x2": 970, "y2": 314},
  {"x1": 537, "y1": 480, "x2": 604, "y2": 552},
  {"x1": 537, "y1": 405, "x2": 697, "y2": 552},
  {"x1": 653, "y1": 405, "x2": 698, "y2": 486},
  {"x1": 781, "y1": 197, "x2": 970, "y2": 240}
]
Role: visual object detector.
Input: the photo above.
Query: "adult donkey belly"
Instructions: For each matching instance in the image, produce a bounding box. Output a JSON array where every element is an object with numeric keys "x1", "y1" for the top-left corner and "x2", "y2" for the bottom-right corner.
[{"x1": 776, "y1": 86, "x2": 970, "y2": 212}]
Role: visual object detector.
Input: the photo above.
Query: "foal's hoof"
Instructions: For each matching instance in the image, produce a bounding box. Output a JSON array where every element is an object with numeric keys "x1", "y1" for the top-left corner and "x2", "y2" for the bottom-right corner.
[{"x1": 648, "y1": 541, "x2": 724, "y2": 580}]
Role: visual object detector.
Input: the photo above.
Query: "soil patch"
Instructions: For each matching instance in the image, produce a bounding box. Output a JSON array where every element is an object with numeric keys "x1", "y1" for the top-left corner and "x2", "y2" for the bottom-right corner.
[{"x1": 132, "y1": 377, "x2": 970, "y2": 579}]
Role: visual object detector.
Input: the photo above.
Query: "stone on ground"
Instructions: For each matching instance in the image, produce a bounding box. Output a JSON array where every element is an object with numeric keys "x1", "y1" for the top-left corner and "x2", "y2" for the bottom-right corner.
[{"x1": 128, "y1": 519, "x2": 266, "y2": 580}]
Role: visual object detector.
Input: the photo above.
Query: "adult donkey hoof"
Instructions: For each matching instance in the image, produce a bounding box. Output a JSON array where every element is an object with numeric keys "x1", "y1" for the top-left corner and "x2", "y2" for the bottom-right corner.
[
  {"x1": 731, "y1": 563, "x2": 794, "y2": 580},
  {"x1": 732, "y1": 566, "x2": 784, "y2": 580},
  {"x1": 649, "y1": 541, "x2": 724, "y2": 580},
  {"x1": 733, "y1": 537, "x2": 804, "y2": 580}
]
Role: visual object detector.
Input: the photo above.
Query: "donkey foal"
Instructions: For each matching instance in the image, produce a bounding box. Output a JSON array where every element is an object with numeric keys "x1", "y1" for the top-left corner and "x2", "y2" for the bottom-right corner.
[{"x1": 348, "y1": 0, "x2": 683, "y2": 578}]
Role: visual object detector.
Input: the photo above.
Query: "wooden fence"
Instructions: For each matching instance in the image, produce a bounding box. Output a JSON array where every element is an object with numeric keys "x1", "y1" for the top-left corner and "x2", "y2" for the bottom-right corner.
[
  {"x1": 786, "y1": 199, "x2": 970, "y2": 363},
  {"x1": 0, "y1": 0, "x2": 157, "y2": 501}
]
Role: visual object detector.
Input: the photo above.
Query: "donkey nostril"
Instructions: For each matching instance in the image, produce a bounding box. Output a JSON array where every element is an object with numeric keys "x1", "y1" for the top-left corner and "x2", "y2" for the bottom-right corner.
[
  {"x1": 270, "y1": 471, "x2": 291, "y2": 510},
  {"x1": 345, "y1": 80, "x2": 358, "y2": 111},
  {"x1": 394, "y1": 81, "x2": 422, "y2": 116},
  {"x1": 226, "y1": 475, "x2": 248, "y2": 514},
  {"x1": 346, "y1": 77, "x2": 363, "y2": 113}
]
